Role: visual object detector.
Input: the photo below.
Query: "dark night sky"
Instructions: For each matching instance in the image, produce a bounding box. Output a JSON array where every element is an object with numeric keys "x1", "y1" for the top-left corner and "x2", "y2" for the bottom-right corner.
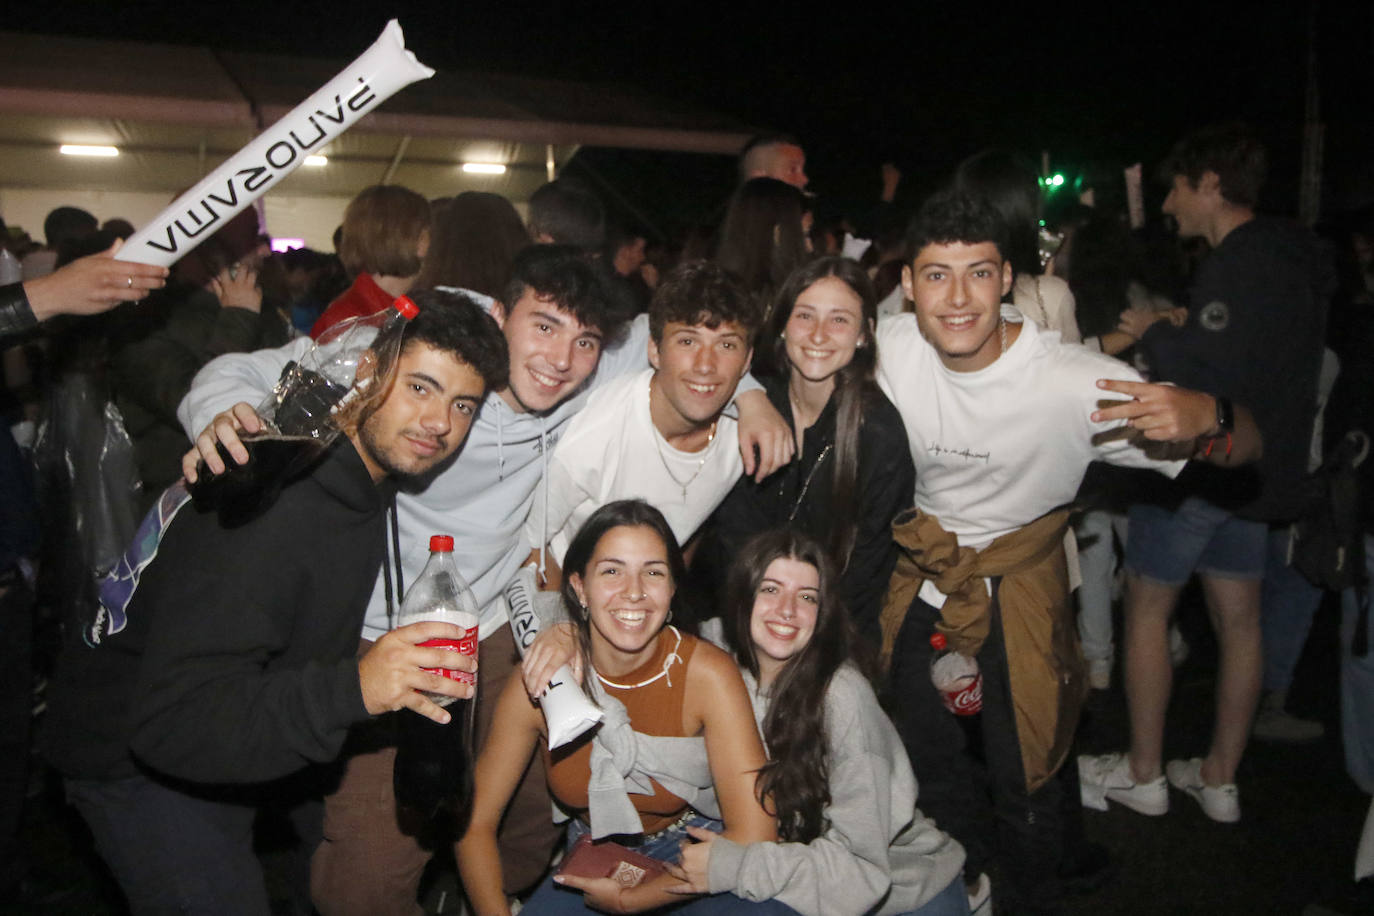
[{"x1": 8, "y1": 1, "x2": 1372, "y2": 231}]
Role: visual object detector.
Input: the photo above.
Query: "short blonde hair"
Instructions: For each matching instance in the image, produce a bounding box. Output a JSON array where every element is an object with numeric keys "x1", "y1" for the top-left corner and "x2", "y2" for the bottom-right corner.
[{"x1": 338, "y1": 185, "x2": 430, "y2": 277}]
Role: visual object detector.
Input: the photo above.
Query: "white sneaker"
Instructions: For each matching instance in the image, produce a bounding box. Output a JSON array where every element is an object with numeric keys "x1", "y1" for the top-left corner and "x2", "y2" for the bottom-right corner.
[
  {"x1": 1078, "y1": 752, "x2": 1169, "y2": 815},
  {"x1": 1166, "y1": 757, "x2": 1240, "y2": 823},
  {"x1": 966, "y1": 872, "x2": 992, "y2": 915}
]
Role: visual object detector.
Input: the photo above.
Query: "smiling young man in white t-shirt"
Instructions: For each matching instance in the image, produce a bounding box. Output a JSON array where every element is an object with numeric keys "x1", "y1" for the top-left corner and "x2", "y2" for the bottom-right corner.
[
  {"x1": 875, "y1": 188, "x2": 1260, "y2": 914},
  {"x1": 527, "y1": 261, "x2": 762, "y2": 576}
]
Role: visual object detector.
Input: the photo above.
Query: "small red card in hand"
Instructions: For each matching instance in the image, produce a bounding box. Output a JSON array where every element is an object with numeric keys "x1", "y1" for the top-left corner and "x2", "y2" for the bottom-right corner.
[{"x1": 557, "y1": 834, "x2": 669, "y2": 889}]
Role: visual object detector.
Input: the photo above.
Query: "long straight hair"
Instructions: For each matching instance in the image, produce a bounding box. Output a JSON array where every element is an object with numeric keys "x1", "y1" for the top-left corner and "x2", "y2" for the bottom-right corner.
[
  {"x1": 768, "y1": 256, "x2": 879, "y2": 569},
  {"x1": 724, "y1": 529, "x2": 853, "y2": 842},
  {"x1": 716, "y1": 177, "x2": 810, "y2": 304}
]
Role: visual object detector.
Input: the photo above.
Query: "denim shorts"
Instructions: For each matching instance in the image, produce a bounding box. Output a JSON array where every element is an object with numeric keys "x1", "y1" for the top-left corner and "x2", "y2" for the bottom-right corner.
[{"x1": 1125, "y1": 496, "x2": 1267, "y2": 585}]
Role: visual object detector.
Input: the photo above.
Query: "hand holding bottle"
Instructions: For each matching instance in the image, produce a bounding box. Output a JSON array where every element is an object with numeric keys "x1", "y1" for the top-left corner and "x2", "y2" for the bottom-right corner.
[{"x1": 359, "y1": 621, "x2": 476, "y2": 724}]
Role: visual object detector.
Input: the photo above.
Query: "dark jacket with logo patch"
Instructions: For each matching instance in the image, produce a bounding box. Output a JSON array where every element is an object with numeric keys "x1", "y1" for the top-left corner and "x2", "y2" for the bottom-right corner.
[{"x1": 1140, "y1": 217, "x2": 1334, "y2": 521}]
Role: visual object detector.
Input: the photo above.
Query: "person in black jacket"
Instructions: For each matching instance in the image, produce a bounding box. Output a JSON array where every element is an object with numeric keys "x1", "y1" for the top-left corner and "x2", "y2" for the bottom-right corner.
[
  {"x1": 42, "y1": 289, "x2": 507, "y2": 916},
  {"x1": 704, "y1": 256, "x2": 914, "y2": 650}
]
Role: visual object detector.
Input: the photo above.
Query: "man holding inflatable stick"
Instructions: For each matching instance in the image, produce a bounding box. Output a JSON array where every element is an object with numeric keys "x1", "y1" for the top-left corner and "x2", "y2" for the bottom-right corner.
[
  {"x1": 181, "y1": 247, "x2": 794, "y2": 914},
  {"x1": 875, "y1": 188, "x2": 1262, "y2": 914}
]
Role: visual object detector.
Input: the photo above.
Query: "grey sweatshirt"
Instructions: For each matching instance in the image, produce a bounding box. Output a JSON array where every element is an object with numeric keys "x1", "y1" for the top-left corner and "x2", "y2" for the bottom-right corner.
[
  {"x1": 708, "y1": 665, "x2": 966, "y2": 916},
  {"x1": 178, "y1": 307, "x2": 761, "y2": 644}
]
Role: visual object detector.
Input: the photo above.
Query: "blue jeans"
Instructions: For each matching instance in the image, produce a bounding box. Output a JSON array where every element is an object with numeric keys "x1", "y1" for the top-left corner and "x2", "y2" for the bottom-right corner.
[
  {"x1": 66, "y1": 771, "x2": 270, "y2": 916},
  {"x1": 1342, "y1": 537, "x2": 1374, "y2": 794},
  {"x1": 1126, "y1": 497, "x2": 1267, "y2": 585},
  {"x1": 910, "y1": 874, "x2": 972, "y2": 916},
  {"x1": 522, "y1": 816, "x2": 798, "y2": 915},
  {"x1": 1261, "y1": 526, "x2": 1327, "y2": 693}
]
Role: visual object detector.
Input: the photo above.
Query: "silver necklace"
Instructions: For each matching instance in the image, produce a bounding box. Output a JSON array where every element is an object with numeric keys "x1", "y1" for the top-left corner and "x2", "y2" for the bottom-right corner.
[
  {"x1": 785, "y1": 443, "x2": 833, "y2": 522},
  {"x1": 999, "y1": 317, "x2": 1007, "y2": 355},
  {"x1": 649, "y1": 379, "x2": 717, "y2": 500}
]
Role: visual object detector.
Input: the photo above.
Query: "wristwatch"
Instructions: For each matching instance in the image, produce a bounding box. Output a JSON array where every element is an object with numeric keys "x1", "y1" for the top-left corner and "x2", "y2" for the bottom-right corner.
[{"x1": 1214, "y1": 396, "x2": 1235, "y2": 435}]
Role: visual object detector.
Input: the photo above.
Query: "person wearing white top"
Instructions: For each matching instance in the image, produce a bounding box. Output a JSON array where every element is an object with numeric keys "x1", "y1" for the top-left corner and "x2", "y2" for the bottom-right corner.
[
  {"x1": 874, "y1": 188, "x2": 1262, "y2": 914},
  {"x1": 527, "y1": 261, "x2": 757, "y2": 575}
]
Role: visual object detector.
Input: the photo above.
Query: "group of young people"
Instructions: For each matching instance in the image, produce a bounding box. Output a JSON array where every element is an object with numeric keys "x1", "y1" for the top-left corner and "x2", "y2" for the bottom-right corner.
[{"x1": 38, "y1": 124, "x2": 1275, "y2": 916}]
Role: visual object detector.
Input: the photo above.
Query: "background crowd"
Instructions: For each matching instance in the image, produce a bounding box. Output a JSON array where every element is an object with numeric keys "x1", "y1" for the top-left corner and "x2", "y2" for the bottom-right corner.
[{"x1": 1, "y1": 119, "x2": 1372, "y2": 916}]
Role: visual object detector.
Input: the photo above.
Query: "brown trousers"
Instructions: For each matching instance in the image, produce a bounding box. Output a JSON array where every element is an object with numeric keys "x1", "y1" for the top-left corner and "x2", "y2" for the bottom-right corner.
[{"x1": 310, "y1": 624, "x2": 560, "y2": 916}]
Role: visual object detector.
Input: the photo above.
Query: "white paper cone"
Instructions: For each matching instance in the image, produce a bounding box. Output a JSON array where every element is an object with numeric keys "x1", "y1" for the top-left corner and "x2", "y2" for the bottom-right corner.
[{"x1": 503, "y1": 567, "x2": 604, "y2": 749}]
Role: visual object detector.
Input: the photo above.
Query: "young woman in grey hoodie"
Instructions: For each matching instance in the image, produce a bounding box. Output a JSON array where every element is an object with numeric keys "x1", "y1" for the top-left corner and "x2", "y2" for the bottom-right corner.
[{"x1": 674, "y1": 530, "x2": 969, "y2": 916}]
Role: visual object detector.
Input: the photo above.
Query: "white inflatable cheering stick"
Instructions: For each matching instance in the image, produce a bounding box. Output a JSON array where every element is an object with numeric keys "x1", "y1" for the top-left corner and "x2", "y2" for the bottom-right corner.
[
  {"x1": 504, "y1": 567, "x2": 604, "y2": 749},
  {"x1": 116, "y1": 20, "x2": 434, "y2": 268}
]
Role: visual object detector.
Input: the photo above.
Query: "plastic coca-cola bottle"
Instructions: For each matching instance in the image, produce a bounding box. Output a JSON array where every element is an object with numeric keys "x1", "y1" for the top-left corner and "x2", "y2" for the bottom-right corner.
[
  {"x1": 392, "y1": 534, "x2": 479, "y2": 821},
  {"x1": 189, "y1": 296, "x2": 419, "y2": 525},
  {"x1": 929, "y1": 632, "x2": 982, "y2": 716}
]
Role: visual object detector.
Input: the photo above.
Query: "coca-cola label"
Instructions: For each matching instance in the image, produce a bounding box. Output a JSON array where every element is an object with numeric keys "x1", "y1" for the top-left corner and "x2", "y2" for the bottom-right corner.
[
  {"x1": 938, "y1": 672, "x2": 983, "y2": 716},
  {"x1": 420, "y1": 628, "x2": 478, "y2": 685}
]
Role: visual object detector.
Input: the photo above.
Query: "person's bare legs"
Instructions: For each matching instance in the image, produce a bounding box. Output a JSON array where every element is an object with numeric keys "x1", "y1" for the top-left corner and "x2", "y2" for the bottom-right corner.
[
  {"x1": 1197, "y1": 574, "x2": 1263, "y2": 785},
  {"x1": 1124, "y1": 574, "x2": 1182, "y2": 782}
]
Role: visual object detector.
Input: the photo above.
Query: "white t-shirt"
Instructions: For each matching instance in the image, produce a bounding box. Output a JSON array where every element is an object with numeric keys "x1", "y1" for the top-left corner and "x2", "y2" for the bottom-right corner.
[
  {"x1": 876, "y1": 308, "x2": 1183, "y2": 603},
  {"x1": 526, "y1": 369, "x2": 743, "y2": 565}
]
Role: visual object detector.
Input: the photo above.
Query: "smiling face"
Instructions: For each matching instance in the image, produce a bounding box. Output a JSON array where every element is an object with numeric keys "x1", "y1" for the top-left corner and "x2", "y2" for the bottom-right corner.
[
  {"x1": 570, "y1": 524, "x2": 676, "y2": 674},
  {"x1": 902, "y1": 240, "x2": 1014, "y2": 373},
  {"x1": 784, "y1": 275, "x2": 867, "y2": 389},
  {"x1": 749, "y1": 556, "x2": 821, "y2": 686},
  {"x1": 353, "y1": 342, "x2": 486, "y2": 482},
  {"x1": 648, "y1": 321, "x2": 752, "y2": 437},
  {"x1": 492, "y1": 288, "x2": 603, "y2": 414}
]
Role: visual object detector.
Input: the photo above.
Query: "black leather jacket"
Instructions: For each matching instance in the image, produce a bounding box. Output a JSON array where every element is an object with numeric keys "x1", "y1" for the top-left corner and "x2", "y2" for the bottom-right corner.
[{"x1": 0, "y1": 282, "x2": 36, "y2": 341}]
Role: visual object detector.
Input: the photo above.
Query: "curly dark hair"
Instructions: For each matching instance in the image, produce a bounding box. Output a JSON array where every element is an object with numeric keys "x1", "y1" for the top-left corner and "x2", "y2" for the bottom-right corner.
[
  {"x1": 904, "y1": 188, "x2": 1010, "y2": 264},
  {"x1": 723, "y1": 529, "x2": 854, "y2": 843},
  {"x1": 336, "y1": 289, "x2": 506, "y2": 437},
  {"x1": 648, "y1": 260, "x2": 763, "y2": 344},
  {"x1": 500, "y1": 244, "x2": 631, "y2": 340}
]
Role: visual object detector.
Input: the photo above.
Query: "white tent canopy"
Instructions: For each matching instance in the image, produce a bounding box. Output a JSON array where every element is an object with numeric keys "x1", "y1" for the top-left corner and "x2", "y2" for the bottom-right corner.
[{"x1": 0, "y1": 30, "x2": 753, "y2": 249}]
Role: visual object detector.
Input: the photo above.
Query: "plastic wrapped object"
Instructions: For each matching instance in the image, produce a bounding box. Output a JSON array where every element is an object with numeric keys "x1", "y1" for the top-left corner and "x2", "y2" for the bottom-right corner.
[{"x1": 188, "y1": 296, "x2": 417, "y2": 525}]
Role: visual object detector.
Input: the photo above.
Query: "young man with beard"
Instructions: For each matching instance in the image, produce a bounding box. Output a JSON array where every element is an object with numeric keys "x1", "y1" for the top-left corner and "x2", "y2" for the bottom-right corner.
[
  {"x1": 43, "y1": 290, "x2": 508, "y2": 916},
  {"x1": 875, "y1": 189, "x2": 1261, "y2": 914},
  {"x1": 527, "y1": 261, "x2": 761, "y2": 573},
  {"x1": 178, "y1": 245, "x2": 792, "y2": 915}
]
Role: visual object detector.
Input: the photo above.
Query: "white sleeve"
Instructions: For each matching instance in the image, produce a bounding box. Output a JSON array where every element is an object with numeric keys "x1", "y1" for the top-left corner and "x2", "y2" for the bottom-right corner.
[
  {"x1": 1083, "y1": 357, "x2": 1186, "y2": 478},
  {"x1": 707, "y1": 699, "x2": 896, "y2": 916},
  {"x1": 176, "y1": 337, "x2": 314, "y2": 438},
  {"x1": 587, "y1": 313, "x2": 651, "y2": 392}
]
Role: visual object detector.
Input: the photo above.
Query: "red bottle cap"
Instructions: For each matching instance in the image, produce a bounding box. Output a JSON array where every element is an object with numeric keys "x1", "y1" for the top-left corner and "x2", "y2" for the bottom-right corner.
[
  {"x1": 929, "y1": 632, "x2": 947, "y2": 651},
  {"x1": 393, "y1": 296, "x2": 420, "y2": 320},
  {"x1": 429, "y1": 534, "x2": 454, "y2": 552}
]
